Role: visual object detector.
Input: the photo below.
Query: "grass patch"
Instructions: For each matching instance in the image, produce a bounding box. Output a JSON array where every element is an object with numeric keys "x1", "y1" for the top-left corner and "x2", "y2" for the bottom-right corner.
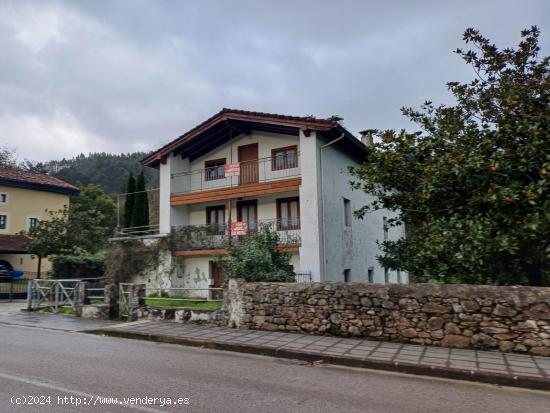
[
  {"x1": 40, "y1": 306, "x2": 76, "y2": 315},
  {"x1": 144, "y1": 299, "x2": 222, "y2": 310}
]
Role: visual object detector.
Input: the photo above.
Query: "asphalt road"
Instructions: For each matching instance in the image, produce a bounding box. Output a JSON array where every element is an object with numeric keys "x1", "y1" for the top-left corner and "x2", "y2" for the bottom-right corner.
[{"x1": 0, "y1": 317, "x2": 549, "y2": 412}]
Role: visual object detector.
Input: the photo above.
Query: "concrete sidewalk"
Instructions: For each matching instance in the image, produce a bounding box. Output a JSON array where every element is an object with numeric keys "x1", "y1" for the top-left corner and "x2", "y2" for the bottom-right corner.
[{"x1": 90, "y1": 320, "x2": 550, "y2": 391}]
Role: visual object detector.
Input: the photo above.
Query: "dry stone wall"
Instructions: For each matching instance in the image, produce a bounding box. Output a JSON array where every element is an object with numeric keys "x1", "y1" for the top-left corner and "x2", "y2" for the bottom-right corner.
[{"x1": 226, "y1": 280, "x2": 550, "y2": 356}]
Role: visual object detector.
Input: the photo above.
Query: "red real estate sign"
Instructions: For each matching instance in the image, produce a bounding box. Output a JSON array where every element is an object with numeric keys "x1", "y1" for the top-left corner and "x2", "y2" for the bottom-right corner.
[
  {"x1": 230, "y1": 221, "x2": 247, "y2": 236},
  {"x1": 224, "y1": 163, "x2": 240, "y2": 177}
]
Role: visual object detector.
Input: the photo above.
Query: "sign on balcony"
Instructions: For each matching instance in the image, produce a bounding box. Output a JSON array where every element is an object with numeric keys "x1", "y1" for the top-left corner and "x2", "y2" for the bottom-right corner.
[
  {"x1": 224, "y1": 163, "x2": 240, "y2": 177},
  {"x1": 230, "y1": 221, "x2": 247, "y2": 236}
]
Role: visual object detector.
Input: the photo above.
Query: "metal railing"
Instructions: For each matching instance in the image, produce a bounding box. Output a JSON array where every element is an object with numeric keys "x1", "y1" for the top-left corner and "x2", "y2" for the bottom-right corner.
[
  {"x1": 0, "y1": 276, "x2": 31, "y2": 301},
  {"x1": 172, "y1": 218, "x2": 301, "y2": 251},
  {"x1": 294, "y1": 271, "x2": 313, "y2": 283},
  {"x1": 114, "y1": 224, "x2": 160, "y2": 237},
  {"x1": 171, "y1": 153, "x2": 301, "y2": 194}
]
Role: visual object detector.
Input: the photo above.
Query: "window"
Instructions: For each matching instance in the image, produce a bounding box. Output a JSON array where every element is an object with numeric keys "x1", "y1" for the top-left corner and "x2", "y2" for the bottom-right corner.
[
  {"x1": 0, "y1": 215, "x2": 6, "y2": 230},
  {"x1": 384, "y1": 268, "x2": 389, "y2": 284},
  {"x1": 397, "y1": 270, "x2": 402, "y2": 284},
  {"x1": 0, "y1": 193, "x2": 7, "y2": 203},
  {"x1": 368, "y1": 267, "x2": 374, "y2": 283},
  {"x1": 206, "y1": 205, "x2": 225, "y2": 235},
  {"x1": 28, "y1": 217, "x2": 39, "y2": 231},
  {"x1": 343, "y1": 269, "x2": 351, "y2": 282},
  {"x1": 383, "y1": 216, "x2": 388, "y2": 241},
  {"x1": 276, "y1": 197, "x2": 300, "y2": 230},
  {"x1": 343, "y1": 198, "x2": 352, "y2": 227},
  {"x1": 204, "y1": 158, "x2": 226, "y2": 181},
  {"x1": 271, "y1": 146, "x2": 298, "y2": 171}
]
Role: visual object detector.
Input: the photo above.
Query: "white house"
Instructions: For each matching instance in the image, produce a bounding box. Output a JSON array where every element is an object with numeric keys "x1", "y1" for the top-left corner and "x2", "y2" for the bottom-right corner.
[{"x1": 139, "y1": 108, "x2": 407, "y2": 294}]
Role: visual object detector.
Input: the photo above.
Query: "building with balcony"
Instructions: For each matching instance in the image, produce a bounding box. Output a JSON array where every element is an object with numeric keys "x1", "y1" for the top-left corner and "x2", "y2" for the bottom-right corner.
[{"x1": 139, "y1": 108, "x2": 407, "y2": 294}]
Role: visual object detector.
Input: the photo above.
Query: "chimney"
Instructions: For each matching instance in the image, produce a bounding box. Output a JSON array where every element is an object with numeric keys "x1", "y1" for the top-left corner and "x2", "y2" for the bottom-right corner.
[{"x1": 359, "y1": 129, "x2": 375, "y2": 147}]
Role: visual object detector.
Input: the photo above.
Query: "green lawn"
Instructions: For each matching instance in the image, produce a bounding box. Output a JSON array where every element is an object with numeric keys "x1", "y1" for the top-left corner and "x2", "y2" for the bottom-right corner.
[{"x1": 144, "y1": 299, "x2": 222, "y2": 310}]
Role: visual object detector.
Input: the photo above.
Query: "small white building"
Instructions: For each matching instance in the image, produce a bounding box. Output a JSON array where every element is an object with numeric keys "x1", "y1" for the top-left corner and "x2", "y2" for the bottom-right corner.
[{"x1": 140, "y1": 109, "x2": 407, "y2": 294}]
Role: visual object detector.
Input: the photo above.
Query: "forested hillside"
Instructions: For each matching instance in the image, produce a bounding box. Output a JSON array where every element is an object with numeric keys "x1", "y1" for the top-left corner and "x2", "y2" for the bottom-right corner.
[{"x1": 51, "y1": 152, "x2": 159, "y2": 194}]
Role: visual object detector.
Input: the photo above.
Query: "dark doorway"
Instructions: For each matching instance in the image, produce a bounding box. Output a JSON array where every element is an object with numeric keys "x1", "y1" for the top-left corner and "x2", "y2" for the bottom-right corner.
[{"x1": 210, "y1": 261, "x2": 225, "y2": 300}]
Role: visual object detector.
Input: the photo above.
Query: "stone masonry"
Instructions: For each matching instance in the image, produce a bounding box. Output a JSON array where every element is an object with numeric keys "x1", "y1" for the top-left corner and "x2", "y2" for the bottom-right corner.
[{"x1": 226, "y1": 280, "x2": 550, "y2": 356}]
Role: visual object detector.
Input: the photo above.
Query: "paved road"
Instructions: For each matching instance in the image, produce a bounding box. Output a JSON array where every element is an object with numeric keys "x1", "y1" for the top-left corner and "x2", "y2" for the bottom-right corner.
[{"x1": 1, "y1": 321, "x2": 550, "y2": 413}]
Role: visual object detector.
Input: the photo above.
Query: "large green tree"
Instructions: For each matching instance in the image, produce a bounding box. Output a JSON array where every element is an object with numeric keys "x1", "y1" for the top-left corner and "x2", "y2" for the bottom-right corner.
[
  {"x1": 26, "y1": 185, "x2": 116, "y2": 275},
  {"x1": 350, "y1": 27, "x2": 549, "y2": 286}
]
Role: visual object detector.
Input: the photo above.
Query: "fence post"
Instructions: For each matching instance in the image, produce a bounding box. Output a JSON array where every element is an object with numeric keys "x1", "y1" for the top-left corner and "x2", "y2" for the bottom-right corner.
[
  {"x1": 26, "y1": 280, "x2": 33, "y2": 311},
  {"x1": 8, "y1": 278, "x2": 13, "y2": 302},
  {"x1": 104, "y1": 283, "x2": 119, "y2": 319},
  {"x1": 54, "y1": 282, "x2": 60, "y2": 313},
  {"x1": 128, "y1": 283, "x2": 145, "y2": 322}
]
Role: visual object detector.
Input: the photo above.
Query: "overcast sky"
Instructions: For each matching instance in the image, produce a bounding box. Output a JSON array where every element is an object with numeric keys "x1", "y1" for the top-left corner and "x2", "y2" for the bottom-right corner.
[{"x1": 0, "y1": 1, "x2": 548, "y2": 162}]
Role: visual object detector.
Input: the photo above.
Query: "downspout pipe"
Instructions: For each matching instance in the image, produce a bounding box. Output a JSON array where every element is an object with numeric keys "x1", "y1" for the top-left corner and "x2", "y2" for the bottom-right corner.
[{"x1": 318, "y1": 133, "x2": 345, "y2": 281}]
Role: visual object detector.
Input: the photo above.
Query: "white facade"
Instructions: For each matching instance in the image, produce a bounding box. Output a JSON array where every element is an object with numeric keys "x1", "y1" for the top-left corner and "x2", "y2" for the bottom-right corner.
[{"x1": 153, "y1": 125, "x2": 407, "y2": 292}]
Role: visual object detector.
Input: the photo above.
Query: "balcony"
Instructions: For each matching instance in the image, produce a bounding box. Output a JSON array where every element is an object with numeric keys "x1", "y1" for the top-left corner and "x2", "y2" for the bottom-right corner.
[
  {"x1": 172, "y1": 218, "x2": 301, "y2": 252},
  {"x1": 171, "y1": 153, "x2": 301, "y2": 195}
]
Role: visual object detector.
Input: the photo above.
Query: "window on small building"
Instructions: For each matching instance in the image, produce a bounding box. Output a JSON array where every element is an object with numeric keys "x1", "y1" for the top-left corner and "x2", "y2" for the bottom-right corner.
[
  {"x1": 368, "y1": 267, "x2": 374, "y2": 283},
  {"x1": 397, "y1": 270, "x2": 402, "y2": 284},
  {"x1": 343, "y1": 269, "x2": 351, "y2": 282},
  {"x1": 276, "y1": 197, "x2": 300, "y2": 230},
  {"x1": 383, "y1": 216, "x2": 388, "y2": 241},
  {"x1": 28, "y1": 217, "x2": 39, "y2": 231},
  {"x1": 343, "y1": 198, "x2": 352, "y2": 227},
  {"x1": 0, "y1": 193, "x2": 7, "y2": 203},
  {"x1": 0, "y1": 215, "x2": 6, "y2": 229},
  {"x1": 206, "y1": 205, "x2": 225, "y2": 235},
  {"x1": 271, "y1": 146, "x2": 298, "y2": 171},
  {"x1": 204, "y1": 158, "x2": 226, "y2": 181}
]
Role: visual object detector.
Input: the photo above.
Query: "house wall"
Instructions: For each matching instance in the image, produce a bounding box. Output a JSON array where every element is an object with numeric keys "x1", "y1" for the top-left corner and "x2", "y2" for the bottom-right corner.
[
  {"x1": 0, "y1": 185, "x2": 71, "y2": 275},
  {"x1": 0, "y1": 253, "x2": 44, "y2": 275},
  {"x1": 317, "y1": 136, "x2": 406, "y2": 283},
  {"x1": 0, "y1": 186, "x2": 70, "y2": 234}
]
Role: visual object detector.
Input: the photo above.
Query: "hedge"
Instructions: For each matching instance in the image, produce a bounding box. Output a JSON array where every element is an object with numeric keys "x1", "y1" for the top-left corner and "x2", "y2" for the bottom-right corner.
[{"x1": 51, "y1": 255, "x2": 105, "y2": 279}]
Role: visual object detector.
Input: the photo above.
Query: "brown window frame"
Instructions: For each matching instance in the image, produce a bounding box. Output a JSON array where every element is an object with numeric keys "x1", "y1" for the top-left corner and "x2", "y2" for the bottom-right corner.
[
  {"x1": 271, "y1": 145, "x2": 298, "y2": 171},
  {"x1": 204, "y1": 158, "x2": 226, "y2": 181},
  {"x1": 276, "y1": 197, "x2": 300, "y2": 230},
  {"x1": 206, "y1": 205, "x2": 226, "y2": 235}
]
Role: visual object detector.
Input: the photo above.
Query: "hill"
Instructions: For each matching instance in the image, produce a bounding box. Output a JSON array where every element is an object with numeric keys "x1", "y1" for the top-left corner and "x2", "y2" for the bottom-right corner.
[{"x1": 50, "y1": 152, "x2": 159, "y2": 194}]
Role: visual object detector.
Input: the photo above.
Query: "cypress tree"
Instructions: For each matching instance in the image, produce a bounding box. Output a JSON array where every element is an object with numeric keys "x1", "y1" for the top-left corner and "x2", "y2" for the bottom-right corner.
[
  {"x1": 123, "y1": 172, "x2": 136, "y2": 228},
  {"x1": 132, "y1": 171, "x2": 149, "y2": 230}
]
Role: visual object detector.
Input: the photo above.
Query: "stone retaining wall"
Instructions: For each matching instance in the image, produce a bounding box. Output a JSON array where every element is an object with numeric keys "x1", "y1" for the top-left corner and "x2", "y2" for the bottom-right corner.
[
  {"x1": 226, "y1": 279, "x2": 550, "y2": 356},
  {"x1": 135, "y1": 307, "x2": 228, "y2": 326}
]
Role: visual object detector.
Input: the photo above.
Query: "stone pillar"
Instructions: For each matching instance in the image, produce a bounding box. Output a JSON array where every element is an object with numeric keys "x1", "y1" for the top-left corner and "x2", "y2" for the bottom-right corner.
[
  {"x1": 74, "y1": 281, "x2": 88, "y2": 317},
  {"x1": 128, "y1": 283, "x2": 146, "y2": 321}
]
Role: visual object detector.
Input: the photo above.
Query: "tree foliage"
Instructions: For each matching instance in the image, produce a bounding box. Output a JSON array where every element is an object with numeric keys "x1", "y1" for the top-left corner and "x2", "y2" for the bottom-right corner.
[
  {"x1": 350, "y1": 27, "x2": 549, "y2": 286},
  {"x1": 132, "y1": 171, "x2": 149, "y2": 229},
  {"x1": 26, "y1": 185, "x2": 117, "y2": 275},
  {"x1": 219, "y1": 224, "x2": 296, "y2": 282},
  {"x1": 124, "y1": 173, "x2": 136, "y2": 228}
]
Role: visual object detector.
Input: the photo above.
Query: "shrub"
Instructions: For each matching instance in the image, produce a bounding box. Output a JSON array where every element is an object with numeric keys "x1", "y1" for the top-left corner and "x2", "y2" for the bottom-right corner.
[{"x1": 51, "y1": 254, "x2": 105, "y2": 279}]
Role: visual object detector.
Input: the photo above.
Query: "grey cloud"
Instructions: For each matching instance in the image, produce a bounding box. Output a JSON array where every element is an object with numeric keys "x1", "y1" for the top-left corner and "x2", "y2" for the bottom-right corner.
[{"x1": 0, "y1": 0, "x2": 548, "y2": 161}]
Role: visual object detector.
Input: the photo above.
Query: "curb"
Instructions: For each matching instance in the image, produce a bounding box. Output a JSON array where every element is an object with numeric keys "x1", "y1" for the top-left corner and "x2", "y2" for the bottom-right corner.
[{"x1": 87, "y1": 328, "x2": 550, "y2": 392}]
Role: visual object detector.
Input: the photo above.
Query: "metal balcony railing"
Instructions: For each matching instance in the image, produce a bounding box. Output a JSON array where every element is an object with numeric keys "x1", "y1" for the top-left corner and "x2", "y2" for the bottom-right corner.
[
  {"x1": 172, "y1": 218, "x2": 301, "y2": 251},
  {"x1": 171, "y1": 153, "x2": 300, "y2": 194}
]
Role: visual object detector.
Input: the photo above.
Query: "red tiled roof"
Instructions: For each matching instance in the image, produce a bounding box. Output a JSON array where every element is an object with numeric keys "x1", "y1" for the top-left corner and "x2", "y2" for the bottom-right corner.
[
  {"x1": 0, "y1": 167, "x2": 79, "y2": 194},
  {"x1": 0, "y1": 234, "x2": 31, "y2": 253},
  {"x1": 141, "y1": 108, "x2": 340, "y2": 167}
]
